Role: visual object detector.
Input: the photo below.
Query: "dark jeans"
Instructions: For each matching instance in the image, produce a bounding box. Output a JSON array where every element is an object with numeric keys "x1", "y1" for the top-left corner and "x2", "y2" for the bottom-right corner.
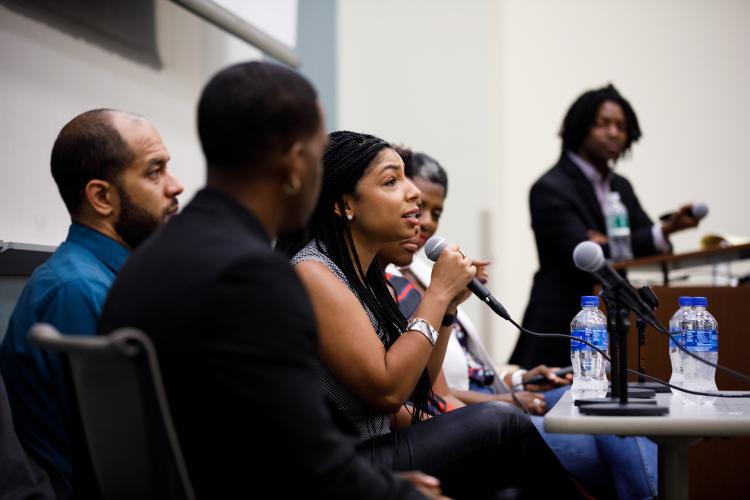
[{"x1": 356, "y1": 402, "x2": 584, "y2": 499}]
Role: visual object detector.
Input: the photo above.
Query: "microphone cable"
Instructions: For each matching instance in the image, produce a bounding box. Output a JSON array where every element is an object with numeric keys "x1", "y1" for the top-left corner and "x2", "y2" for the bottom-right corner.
[
  {"x1": 643, "y1": 317, "x2": 750, "y2": 387},
  {"x1": 423, "y1": 235, "x2": 750, "y2": 398},
  {"x1": 506, "y1": 316, "x2": 750, "y2": 399},
  {"x1": 570, "y1": 240, "x2": 750, "y2": 386}
]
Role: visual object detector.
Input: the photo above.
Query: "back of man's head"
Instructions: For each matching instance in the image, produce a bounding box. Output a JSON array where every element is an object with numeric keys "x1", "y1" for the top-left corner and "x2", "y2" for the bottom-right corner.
[
  {"x1": 51, "y1": 109, "x2": 134, "y2": 217},
  {"x1": 197, "y1": 61, "x2": 319, "y2": 175}
]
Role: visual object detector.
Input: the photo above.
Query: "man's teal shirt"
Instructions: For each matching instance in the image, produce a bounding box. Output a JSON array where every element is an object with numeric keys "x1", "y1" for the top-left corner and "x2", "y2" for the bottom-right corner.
[{"x1": 0, "y1": 223, "x2": 128, "y2": 482}]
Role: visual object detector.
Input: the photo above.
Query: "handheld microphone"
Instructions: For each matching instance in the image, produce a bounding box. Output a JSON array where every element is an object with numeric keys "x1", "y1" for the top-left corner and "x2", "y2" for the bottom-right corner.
[
  {"x1": 523, "y1": 366, "x2": 574, "y2": 386},
  {"x1": 424, "y1": 236, "x2": 510, "y2": 320},
  {"x1": 572, "y1": 241, "x2": 658, "y2": 325},
  {"x1": 658, "y1": 202, "x2": 708, "y2": 222}
]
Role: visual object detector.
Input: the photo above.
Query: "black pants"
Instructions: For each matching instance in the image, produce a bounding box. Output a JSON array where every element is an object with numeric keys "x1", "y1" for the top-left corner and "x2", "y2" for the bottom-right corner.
[{"x1": 357, "y1": 402, "x2": 584, "y2": 499}]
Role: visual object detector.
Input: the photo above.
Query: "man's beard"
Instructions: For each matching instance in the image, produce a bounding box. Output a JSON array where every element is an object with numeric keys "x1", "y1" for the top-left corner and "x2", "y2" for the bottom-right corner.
[{"x1": 114, "y1": 185, "x2": 162, "y2": 249}]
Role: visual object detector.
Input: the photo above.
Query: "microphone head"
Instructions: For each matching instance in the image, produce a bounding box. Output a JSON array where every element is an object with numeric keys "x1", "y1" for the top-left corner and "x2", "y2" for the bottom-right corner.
[
  {"x1": 573, "y1": 241, "x2": 606, "y2": 273},
  {"x1": 424, "y1": 236, "x2": 447, "y2": 262},
  {"x1": 692, "y1": 202, "x2": 709, "y2": 220}
]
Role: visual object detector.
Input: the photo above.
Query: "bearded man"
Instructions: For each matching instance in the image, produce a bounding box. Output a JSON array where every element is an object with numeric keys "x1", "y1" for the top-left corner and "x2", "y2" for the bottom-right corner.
[{"x1": 0, "y1": 109, "x2": 183, "y2": 498}]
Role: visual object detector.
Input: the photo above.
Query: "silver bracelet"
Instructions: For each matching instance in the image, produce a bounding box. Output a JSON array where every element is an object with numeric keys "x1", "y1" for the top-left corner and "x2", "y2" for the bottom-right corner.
[{"x1": 406, "y1": 317, "x2": 438, "y2": 346}]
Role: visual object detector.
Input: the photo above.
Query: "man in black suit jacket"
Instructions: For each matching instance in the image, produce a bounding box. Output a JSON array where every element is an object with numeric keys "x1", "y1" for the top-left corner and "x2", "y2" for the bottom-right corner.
[
  {"x1": 510, "y1": 84, "x2": 701, "y2": 368},
  {"x1": 98, "y1": 62, "x2": 429, "y2": 499}
]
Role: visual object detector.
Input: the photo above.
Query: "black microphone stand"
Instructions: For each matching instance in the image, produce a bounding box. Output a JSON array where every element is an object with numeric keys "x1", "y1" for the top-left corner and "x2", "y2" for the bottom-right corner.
[
  {"x1": 637, "y1": 311, "x2": 647, "y2": 384},
  {"x1": 574, "y1": 285, "x2": 655, "y2": 406},
  {"x1": 577, "y1": 284, "x2": 668, "y2": 416},
  {"x1": 603, "y1": 287, "x2": 657, "y2": 399},
  {"x1": 630, "y1": 286, "x2": 671, "y2": 393}
]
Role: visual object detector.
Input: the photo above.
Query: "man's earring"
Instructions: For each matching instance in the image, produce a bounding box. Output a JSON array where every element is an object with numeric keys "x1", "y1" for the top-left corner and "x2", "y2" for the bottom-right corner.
[{"x1": 283, "y1": 176, "x2": 301, "y2": 195}]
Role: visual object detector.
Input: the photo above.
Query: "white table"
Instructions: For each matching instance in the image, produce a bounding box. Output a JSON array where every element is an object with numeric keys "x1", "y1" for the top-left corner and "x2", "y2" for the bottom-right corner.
[{"x1": 544, "y1": 391, "x2": 750, "y2": 499}]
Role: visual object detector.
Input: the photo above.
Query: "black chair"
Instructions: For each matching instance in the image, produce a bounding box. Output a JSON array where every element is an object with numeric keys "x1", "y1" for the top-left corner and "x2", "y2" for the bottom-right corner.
[
  {"x1": 0, "y1": 372, "x2": 55, "y2": 500},
  {"x1": 29, "y1": 324, "x2": 195, "y2": 500}
]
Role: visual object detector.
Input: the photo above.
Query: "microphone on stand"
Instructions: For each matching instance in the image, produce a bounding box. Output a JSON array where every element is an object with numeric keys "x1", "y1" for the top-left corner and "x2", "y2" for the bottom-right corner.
[
  {"x1": 572, "y1": 241, "x2": 659, "y2": 327},
  {"x1": 572, "y1": 241, "x2": 670, "y2": 415},
  {"x1": 574, "y1": 242, "x2": 750, "y2": 391},
  {"x1": 416, "y1": 236, "x2": 750, "y2": 400}
]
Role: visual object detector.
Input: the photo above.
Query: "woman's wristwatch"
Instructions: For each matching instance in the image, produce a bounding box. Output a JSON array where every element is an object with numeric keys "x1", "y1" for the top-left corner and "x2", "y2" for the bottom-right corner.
[{"x1": 441, "y1": 312, "x2": 456, "y2": 326}]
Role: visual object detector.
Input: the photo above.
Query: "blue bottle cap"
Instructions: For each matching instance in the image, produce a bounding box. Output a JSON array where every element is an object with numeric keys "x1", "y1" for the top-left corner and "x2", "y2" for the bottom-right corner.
[
  {"x1": 581, "y1": 295, "x2": 599, "y2": 307},
  {"x1": 693, "y1": 296, "x2": 708, "y2": 307},
  {"x1": 678, "y1": 296, "x2": 693, "y2": 307}
]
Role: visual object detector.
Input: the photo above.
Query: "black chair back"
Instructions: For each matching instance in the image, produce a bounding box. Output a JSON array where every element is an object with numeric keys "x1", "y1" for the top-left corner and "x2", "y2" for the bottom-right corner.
[
  {"x1": 29, "y1": 323, "x2": 195, "y2": 500},
  {"x1": 0, "y1": 372, "x2": 54, "y2": 499}
]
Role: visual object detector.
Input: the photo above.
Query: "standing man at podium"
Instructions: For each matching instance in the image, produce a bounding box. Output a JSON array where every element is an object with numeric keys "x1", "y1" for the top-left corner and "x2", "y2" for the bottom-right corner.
[{"x1": 510, "y1": 84, "x2": 702, "y2": 368}]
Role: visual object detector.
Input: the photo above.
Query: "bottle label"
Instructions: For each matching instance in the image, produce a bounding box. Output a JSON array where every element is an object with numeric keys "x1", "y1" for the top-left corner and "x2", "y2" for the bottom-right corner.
[
  {"x1": 669, "y1": 327, "x2": 683, "y2": 348},
  {"x1": 571, "y1": 329, "x2": 585, "y2": 352},
  {"x1": 684, "y1": 329, "x2": 718, "y2": 352},
  {"x1": 571, "y1": 328, "x2": 608, "y2": 352},
  {"x1": 591, "y1": 328, "x2": 608, "y2": 350},
  {"x1": 607, "y1": 212, "x2": 631, "y2": 237}
]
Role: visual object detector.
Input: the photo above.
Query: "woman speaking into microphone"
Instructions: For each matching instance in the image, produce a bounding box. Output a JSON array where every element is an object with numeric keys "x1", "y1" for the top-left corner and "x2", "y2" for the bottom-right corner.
[{"x1": 289, "y1": 130, "x2": 585, "y2": 499}]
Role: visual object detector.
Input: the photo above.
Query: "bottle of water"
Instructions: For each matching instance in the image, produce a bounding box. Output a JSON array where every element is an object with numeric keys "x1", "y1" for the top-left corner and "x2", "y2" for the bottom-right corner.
[
  {"x1": 681, "y1": 296, "x2": 718, "y2": 405},
  {"x1": 668, "y1": 296, "x2": 692, "y2": 399},
  {"x1": 570, "y1": 295, "x2": 609, "y2": 400},
  {"x1": 605, "y1": 192, "x2": 634, "y2": 262}
]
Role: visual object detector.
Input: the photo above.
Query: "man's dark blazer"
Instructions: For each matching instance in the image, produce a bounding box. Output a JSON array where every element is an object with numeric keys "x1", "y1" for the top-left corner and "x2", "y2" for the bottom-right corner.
[
  {"x1": 509, "y1": 153, "x2": 660, "y2": 368},
  {"x1": 98, "y1": 188, "x2": 420, "y2": 499}
]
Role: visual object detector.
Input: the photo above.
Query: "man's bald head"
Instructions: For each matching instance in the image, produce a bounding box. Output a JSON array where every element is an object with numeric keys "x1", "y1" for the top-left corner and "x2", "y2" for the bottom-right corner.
[{"x1": 51, "y1": 109, "x2": 138, "y2": 215}]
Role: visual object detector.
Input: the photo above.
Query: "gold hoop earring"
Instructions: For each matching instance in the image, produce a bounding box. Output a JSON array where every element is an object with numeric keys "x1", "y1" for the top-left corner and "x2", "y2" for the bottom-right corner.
[{"x1": 283, "y1": 176, "x2": 301, "y2": 196}]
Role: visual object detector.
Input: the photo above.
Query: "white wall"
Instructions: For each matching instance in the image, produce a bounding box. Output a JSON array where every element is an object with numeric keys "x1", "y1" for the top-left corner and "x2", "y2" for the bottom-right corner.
[
  {"x1": 2, "y1": 0, "x2": 748, "y2": 363},
  {"x1": 338, "y1": 0, "x2": 750, "y2": 365},
  {"x1": 0, "y1": 0, "x2": 262, "y2": 246},
  {"x1": 337, "y1": 0, "x2": 502, "y2": 345}
]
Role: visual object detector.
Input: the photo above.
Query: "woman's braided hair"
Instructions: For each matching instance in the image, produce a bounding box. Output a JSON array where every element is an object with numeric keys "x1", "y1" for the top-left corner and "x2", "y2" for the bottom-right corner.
[{"x1": 310, "y1": 130, "x2": 433, "y2": 423}]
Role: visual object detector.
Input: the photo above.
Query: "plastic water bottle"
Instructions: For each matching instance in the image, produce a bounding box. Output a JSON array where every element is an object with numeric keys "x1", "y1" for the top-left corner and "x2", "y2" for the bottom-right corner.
[
  {"x1": 605, "y1": 192, "x2": 634, "y2": 262},
  {"x1": 668, "y1": 296, "x2": 692, "y2": 399},
  {"x1": 681, "y1": 297, "x2": 718, "y2": 405},
  {"x1": 570, "y1": 296, "x2": 609, "y2": 400}
]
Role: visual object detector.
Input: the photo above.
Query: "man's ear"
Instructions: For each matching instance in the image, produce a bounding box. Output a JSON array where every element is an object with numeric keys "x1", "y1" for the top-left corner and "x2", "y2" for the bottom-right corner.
[
  {"x1": 283, "y1": 141, "x2": 306, "y2": 180},
  {"x1": 83, "y1": 179, "x2": 119, "y2": 217},
  {"x1": 279, "y1": 141, "x2": 309, "y2": 197}
]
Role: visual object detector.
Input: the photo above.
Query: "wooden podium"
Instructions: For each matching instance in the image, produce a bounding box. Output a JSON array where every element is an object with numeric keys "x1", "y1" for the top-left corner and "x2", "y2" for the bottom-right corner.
[
  {"x1": 613, "y1": 244, "x2": 750, "y2": 499},
  {"x1": 614, "y1": 242, "x2": 750, "y2": 286}
]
